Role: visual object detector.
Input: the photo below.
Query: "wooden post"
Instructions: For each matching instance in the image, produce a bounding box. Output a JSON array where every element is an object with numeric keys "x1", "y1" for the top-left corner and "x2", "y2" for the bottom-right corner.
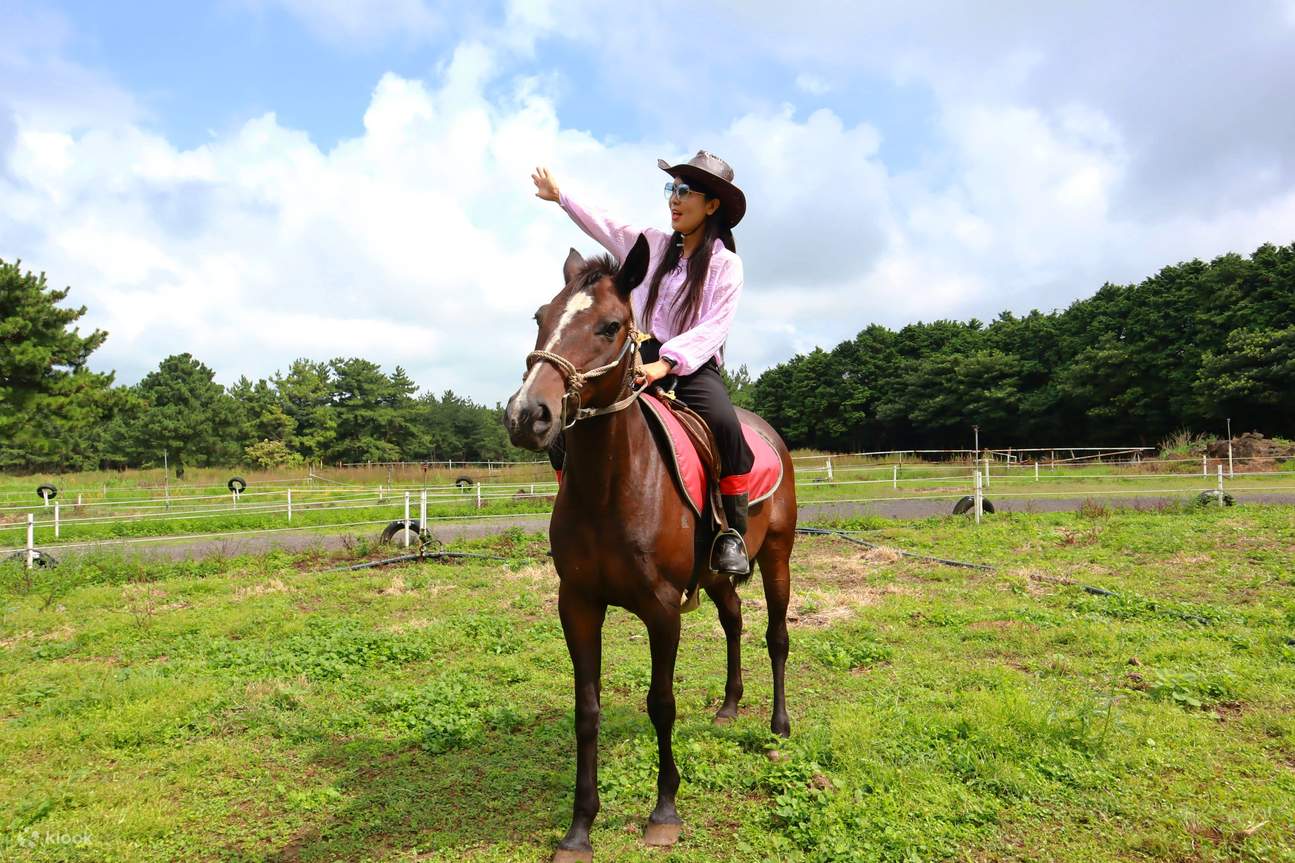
[
  {"x1": 403, "y1": 492, "x2": 411, "y2": 547},
  {"x1": 1035, "y1": 461, "x2": 1040, "y2": 482},
  {"x1": 973, "y1": 469, "x2": 983, "y2": 525},
  {"x1": 54, "y1": 502, "x2": 60, "y2": 539},
  {"x1": 1217, "y1": 465, "x2": 1225, "y2": 508},
  {"x1": 983, "y1": 458, "x2": 990, "y2": 488},
  {"x1": 892, "y1": 464, "x2": 898, "y2": 489},
  {"x1": 287, "y1": 489, "x2": 293, "y2": 523},
  {"x1": 475, "y1": 482, "x2": 483, "y2": 509},
  {"x1": 26, "y1": 514, "x2": 35, "y2": 569},
  {"x1": 826, "y1": 458, "x2": 833, "y2": 481}
]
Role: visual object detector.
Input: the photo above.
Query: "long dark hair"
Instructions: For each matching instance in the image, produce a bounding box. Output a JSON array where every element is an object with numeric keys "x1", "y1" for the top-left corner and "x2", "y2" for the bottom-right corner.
[{"x1": 642, "y1": 186, "x2": 737, "y2": 331}]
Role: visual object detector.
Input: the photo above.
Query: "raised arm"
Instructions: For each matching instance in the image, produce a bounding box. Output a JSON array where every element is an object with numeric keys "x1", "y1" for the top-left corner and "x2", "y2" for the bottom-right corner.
[{"x1": 533, "y1": 165, "x2": 653, "y2": 261}]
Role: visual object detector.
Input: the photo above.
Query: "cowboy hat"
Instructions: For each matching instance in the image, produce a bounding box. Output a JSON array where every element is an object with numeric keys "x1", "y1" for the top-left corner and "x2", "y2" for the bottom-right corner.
[{"x1": 657, "y1": 150, "x2": 746, "y2": 228}]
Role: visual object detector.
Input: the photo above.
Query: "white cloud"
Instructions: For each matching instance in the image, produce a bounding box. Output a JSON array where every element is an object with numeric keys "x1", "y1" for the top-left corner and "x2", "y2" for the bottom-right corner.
[
  {"x1": 795, "y1": 73, "x2": 831, "y2": 95},
  {"x1": 3, "y1": 3, "x2": 1295, "y2": 406}
]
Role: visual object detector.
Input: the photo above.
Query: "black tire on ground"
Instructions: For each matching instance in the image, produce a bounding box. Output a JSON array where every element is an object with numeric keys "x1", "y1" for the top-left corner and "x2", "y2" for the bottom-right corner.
[
  {"x1": 380, "y1": 519, "x2": 427, "y2": 545},
  {"x1": 36, "y1": 483, "x2": 58, "y2": 501},
  {"x1": 1195, "y1": 490, "x2": 1235, "y2": 507},
  {"x1": 227, "y1": 477, "x2": 247, "y2": 493},
  {"x1": 952, "y1": 496, "x2": 995, "y2": 515},
  {"x1": 455, "y1": 476, "x2": 473, "y2": 489},
  {"x1": 6, "y1": 549, "x2": 56, "y2": 568}
]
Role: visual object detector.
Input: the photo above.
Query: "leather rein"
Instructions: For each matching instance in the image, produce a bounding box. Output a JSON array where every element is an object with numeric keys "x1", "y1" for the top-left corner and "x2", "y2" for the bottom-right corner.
[{"x1": 524, "y1": 323, "x2": 647, "y2": 429}]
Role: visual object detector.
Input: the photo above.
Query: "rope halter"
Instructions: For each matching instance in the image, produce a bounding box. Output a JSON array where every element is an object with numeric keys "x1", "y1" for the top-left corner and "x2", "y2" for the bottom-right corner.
[{"x1": 523, "y1": 322, "x2": 646, "y2": 429}]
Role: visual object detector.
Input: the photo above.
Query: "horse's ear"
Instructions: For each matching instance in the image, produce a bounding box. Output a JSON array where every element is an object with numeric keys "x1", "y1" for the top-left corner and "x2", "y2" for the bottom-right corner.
[
  {"x1": 616, "y1": 233, "x2": 650, "y2": 297},
  {"x1": 563, "y1": 248, "x2": 584, "y2": 285}
]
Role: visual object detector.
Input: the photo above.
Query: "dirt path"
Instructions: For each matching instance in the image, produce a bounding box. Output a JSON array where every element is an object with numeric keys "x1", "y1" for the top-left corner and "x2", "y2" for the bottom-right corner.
[{"x1": 41, "y1": 491, "x2": 1293, "y2": 562}]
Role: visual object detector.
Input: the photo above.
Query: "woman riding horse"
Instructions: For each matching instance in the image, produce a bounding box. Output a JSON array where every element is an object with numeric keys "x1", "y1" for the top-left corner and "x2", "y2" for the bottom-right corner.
[
  {"x1": 511, "y1": 154, "x2": 795, "y2": 860},
  {"x1": 532, "y1": 151, "x2": 755, "y2": 577}
]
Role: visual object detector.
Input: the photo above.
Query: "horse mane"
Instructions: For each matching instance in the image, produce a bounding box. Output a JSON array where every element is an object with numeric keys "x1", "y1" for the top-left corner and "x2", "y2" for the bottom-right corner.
[{"x1": 576, "y1": 253, "x2": 620, "y2": 287}]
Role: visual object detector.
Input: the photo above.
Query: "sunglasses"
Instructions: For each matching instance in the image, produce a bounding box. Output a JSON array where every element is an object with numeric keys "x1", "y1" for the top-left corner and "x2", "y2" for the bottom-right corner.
[{"x1": 663, "y1": 181, "x2": 707, "y2": 202}]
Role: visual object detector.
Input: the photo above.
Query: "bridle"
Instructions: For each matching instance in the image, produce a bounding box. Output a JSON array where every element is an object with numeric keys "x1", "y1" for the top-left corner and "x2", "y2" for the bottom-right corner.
[{"x1": 524, "y1": 321, "x2": 646, "y2": 429}]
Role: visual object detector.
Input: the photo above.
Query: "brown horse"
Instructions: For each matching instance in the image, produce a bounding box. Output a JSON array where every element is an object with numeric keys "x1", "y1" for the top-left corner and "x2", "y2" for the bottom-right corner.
[{"x1": 504, "y1": 235, "x2": 796, "y2": 862}]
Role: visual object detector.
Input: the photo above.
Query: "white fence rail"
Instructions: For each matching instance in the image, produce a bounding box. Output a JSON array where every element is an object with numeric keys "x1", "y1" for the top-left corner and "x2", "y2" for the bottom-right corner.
[{"x1": 5, "y1": 454, "x2": 1295, "y2": 566}]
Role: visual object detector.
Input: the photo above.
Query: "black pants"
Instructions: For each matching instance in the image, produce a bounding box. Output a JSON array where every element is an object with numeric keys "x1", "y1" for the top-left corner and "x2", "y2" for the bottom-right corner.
[{"x1": 547, "y1": 339, "x2": 755, "y2": 479}]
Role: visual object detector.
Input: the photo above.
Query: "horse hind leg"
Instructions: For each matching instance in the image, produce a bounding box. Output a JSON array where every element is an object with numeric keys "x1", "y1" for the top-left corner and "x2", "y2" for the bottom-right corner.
[
  {"x1": 756, "y1": 539, "x2": 792, "y2": 738},
  {"x1": 705, "y1": 578, "x2": 744, "y2": 724}
]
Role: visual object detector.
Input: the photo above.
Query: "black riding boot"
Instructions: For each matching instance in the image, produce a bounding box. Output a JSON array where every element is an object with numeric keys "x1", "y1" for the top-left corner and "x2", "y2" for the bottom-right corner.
[{"x1": 712, "y1": 492, "x2": 750, "y2": 577}]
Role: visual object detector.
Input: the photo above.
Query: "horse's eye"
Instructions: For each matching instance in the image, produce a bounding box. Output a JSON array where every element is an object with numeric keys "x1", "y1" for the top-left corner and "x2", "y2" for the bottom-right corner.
[
  {"x1": 597, "y1": 321, "x2": 621, "y2": 338},
  {"x1": 534, "y1": 304, "x2": 548, "y2": 326}
]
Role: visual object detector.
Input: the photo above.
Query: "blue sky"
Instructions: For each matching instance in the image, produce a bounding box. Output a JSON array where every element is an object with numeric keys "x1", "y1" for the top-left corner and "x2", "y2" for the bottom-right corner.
[
  {"x1": 3, "y1": 1, "x2": 1294, "y2": 402},
  {"x1": 49, "y1": 0, "x2": 936, "y2": 160}
]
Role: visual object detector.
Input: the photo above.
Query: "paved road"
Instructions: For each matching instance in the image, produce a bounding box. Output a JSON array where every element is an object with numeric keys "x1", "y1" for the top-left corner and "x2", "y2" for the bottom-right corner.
[{"x1": 43, "y1": 491, "x2": 1294, "y2": 562}]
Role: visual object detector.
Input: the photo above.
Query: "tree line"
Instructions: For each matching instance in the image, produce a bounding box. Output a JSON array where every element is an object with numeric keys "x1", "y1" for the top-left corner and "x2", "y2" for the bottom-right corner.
[
  {"x1": 4, "y1": 243, "x2": 1293, "y2": 473},
  {"x1": 1, "y1": 260, "x2": 527, "y2": 474},
  {"x1": 745, "y1": 243, "x2": 1295, "y2": 451}
]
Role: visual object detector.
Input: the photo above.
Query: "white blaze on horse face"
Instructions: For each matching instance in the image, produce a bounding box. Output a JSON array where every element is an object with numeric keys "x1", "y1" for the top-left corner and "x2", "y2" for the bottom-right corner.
[
  {"x1": 544, "y1": 290, "x2": 594, "y2": 351},
  {"x1": 511, "y1": 289, "x2": 595, "y2": 422}
]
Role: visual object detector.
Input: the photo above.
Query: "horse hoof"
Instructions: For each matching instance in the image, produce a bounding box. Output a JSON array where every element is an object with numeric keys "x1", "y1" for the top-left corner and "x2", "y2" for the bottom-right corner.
[
  {"x1": 643, "y1": 820, "x2": 683, "y2": 846},
  {"x1": 712, "y1": 712, "x2": 735, "y2": 726},
  {"x1": 552, "y1": 849, "x2": 593, "y2": 863}
]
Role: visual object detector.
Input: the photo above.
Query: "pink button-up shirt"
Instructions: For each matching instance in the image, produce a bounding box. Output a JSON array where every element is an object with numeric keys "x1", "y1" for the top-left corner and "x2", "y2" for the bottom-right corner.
[{"x1": 559, "y1": 190, "x2": 744, "y2": 377}]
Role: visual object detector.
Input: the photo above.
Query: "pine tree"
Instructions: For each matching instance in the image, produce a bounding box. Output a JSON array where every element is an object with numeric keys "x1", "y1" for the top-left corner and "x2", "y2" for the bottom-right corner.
[{"x1": 0, "y1": 260, "x2": 114, "y2": 470}]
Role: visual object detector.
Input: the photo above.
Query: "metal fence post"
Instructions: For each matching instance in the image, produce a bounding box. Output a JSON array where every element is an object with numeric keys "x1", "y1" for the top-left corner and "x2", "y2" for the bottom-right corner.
[
  {"x1": 476, "y1": 482, "x2": 483, "y2": 509},
  {"x1": 1202, "y1": 455, "x2": 1207, "y2": 478},
  {"x1": 826, "y1": 458, "x2": 833, "y2": 481},
  {"x1": 54, "y1": 502, "x2": 60, "y2": 539},
  {"x1": 26, "y1": 514, "x2": 35, "y2": 569},
  {"x1": 1035, "y1": 461, "x2": 1040, "y2": 482},
  {"x1": 1217, "y1": 465, "x2": 1225, "y2": 508},
  {"x1": 403, "y1": 492, "x2": 411, "y2": 547},
  {"x1": 419, "y1": 490, "x2": 427, "y2": 530},
  {"x1": 892, "y1": 464, "x2": 898, "y2": 489},
  {"x1": 973, "y1": 469, "x2": 983, "y2": 524},
  {"x1": 287, "y1": 489, "x2": 293, "y2": 523}
]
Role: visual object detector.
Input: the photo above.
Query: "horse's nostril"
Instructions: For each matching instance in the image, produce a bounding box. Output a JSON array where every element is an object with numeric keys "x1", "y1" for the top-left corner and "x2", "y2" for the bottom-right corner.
[
  {"x1": 536, "y1": 403, "x2": 551, "y2": 424},
  {"x1": 518, "y1": 405, "x2": 532, "y2": 426}
]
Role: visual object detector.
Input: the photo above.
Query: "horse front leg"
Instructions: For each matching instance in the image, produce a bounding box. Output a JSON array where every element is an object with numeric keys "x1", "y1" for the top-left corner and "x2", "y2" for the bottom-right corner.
[
  {"x1": 640, "y1": 603, "x2": 684, "y2": 847},
  {"x1": 705, "y1": 578, "x2": 744, "y2": 724},
  {"x1": 556, "y1": 588, "x2": 606, "y2": 863}
]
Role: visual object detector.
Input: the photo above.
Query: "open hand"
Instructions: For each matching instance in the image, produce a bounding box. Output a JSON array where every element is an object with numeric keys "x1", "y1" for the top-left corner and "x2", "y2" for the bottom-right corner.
[{"x1": 532, "y1": 166, "x2": 560, "y2": 202}]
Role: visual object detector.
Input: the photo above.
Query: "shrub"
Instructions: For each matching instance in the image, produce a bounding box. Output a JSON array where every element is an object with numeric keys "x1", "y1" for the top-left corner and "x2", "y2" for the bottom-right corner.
[{"x1": 244, "y1": 439, "x2": 304, "y2": 469}]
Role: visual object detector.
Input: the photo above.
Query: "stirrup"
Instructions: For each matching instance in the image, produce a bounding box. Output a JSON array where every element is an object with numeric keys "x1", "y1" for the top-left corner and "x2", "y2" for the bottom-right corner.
[{"x1": 711, "y1": 530, "x2": 749, "y2": 576}]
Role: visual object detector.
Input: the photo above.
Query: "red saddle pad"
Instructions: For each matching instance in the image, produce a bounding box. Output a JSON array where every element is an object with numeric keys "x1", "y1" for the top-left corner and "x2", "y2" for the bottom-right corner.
[{"x1": 639, "y1": 392, "x2": 784, "y2": 516}]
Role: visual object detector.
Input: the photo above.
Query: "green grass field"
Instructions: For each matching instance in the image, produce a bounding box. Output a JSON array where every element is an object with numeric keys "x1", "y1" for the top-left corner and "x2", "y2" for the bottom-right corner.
[{"x1": 3, "y1": 506, "x2": 1294, "y2": 861}]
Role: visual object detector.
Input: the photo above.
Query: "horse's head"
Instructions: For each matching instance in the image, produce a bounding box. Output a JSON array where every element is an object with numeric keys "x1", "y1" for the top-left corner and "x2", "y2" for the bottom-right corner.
[{"x1": 504, "y1": 233, "x2": 651, "y2": 450}]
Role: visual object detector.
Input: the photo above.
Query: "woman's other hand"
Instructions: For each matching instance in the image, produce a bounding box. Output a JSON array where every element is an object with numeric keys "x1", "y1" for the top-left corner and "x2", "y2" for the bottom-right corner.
[
  {"x1": 532, "y1": 166, "x2": 560, "y2": 202},
  {"x1": 635, "y1": 360, "x2": 674, "y2": 387}
]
